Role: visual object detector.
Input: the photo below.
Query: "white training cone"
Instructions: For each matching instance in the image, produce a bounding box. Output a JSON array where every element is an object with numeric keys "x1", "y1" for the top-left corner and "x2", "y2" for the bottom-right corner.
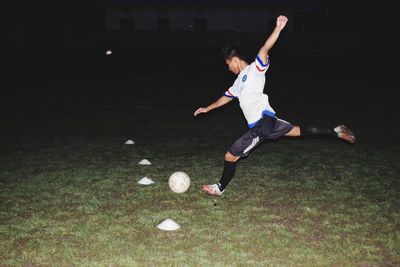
[
  {"x1": 157, "y1": 219, "x2": 181, "y2": 231},
  {"x1": 138, "y1": 159, "x2": 152, "y2": 165},
  {"x1": 137, "y1": 177, "x2": 154, "y2": 185},
  {"x1": 125, "y1": 140, "x2": 135, "y2": 145}
]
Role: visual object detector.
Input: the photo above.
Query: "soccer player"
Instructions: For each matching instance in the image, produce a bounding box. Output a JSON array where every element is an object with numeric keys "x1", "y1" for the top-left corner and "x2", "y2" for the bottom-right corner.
[{"x1": 193, "y1": 15, "x2": 356, "y2": 196}]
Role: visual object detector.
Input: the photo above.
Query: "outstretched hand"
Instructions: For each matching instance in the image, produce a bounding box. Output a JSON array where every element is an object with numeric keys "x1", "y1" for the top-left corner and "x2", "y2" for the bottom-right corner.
[
  {"x1": 194, "y1": 107, "x2": 208, "y2": 117},
  {"x1": 276, "y1": 15, "x2": 288, "y2": 31}
]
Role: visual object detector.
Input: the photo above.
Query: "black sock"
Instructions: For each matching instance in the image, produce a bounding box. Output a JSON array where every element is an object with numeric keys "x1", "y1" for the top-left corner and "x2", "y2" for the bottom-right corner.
[
  {"x1": 218, "y1": 160, "x2": 237, "y2": 191},
  {"x1": 301, "y1": 126, "x2": 337, "y2": 138}
]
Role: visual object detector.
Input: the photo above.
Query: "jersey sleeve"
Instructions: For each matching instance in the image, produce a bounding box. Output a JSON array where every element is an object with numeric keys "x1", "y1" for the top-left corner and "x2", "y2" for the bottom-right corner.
[
  {"x1": 254, "y1": 55, "x2": 270, "y2": 74},
  {"x1": 223, "y1": 78, "x2": 239, "y2": 98}
]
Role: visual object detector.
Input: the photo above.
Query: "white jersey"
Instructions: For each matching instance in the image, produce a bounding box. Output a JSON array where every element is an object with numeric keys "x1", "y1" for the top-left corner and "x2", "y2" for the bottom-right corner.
[{"x1": 224, "y1": 55, "x2": 275, "y2": 128}]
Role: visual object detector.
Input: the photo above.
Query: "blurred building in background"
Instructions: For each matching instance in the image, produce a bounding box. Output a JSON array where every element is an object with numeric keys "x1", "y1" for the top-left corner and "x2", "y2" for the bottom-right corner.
[
  {"x1": 105, "y1": 0, "x2": 298, "y2": 33},
  {"x1": 2, "y1": 1, "x2": 393, "y2": 53},
  {"x1": 1, "y1": 0, "x2": 330, "y2": 50},
  {"x1": 103, "y1": 0, "x2": 325, "y2": 49}
]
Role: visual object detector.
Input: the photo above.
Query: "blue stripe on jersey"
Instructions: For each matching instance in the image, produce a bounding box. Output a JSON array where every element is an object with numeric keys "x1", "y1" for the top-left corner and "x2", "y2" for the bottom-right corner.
[
  {"x1": 262, "y1": 110, "x2": 276, "y2": 117},
  {"x1": 247, "y1": 110, "x2": 276, "y2": 128},
  {"x1": 248, "y1": 120, "x2": 259, "y2": 128},
  {"x1": 256, "y1": 55, "x2": 270, "y2": 67},
  {"x1": 223, "y1": 93, "x2": 236, "y2": 98}
]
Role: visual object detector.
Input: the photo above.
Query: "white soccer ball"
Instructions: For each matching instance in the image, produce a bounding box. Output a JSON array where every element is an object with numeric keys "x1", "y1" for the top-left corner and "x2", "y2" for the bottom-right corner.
[{"x1": 168, "y1": 171, "x2": 190, "y2": 193}]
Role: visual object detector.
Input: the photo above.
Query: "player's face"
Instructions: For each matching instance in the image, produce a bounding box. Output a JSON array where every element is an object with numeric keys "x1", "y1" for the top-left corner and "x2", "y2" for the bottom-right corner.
[{"x1": 226, "y1": 57, "x2": 240, "y2": 74}]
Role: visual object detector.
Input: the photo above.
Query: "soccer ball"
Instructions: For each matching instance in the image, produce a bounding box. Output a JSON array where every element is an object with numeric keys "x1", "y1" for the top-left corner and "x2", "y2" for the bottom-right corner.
[{"x1": 168, "y1": 171, "x2": 190, "y2": 193}]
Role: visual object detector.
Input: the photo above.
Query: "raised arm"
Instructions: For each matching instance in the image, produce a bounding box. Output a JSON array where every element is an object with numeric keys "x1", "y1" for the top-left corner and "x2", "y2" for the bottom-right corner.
[
  {"x1": 258, "y1": 15, "x2": 288, "y2": 63},
  {"x1": 194, "y1": 96, "x2": 233, "y2": 117}
]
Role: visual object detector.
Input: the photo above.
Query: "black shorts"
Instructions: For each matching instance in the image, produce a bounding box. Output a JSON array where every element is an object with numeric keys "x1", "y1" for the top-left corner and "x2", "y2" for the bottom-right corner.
[{"x1": 228, "y1": 116, "x2": 294, "y2": 157}]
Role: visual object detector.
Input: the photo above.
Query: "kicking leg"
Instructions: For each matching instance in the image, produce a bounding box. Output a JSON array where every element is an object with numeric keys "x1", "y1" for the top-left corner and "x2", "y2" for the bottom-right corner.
[{"x1": 285, "y1": 125, "x2": 356, "y2": 143}]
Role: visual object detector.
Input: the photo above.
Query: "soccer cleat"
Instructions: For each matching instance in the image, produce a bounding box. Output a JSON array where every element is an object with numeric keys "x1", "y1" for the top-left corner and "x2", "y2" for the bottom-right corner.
[
  {"x1": 202, "y1": 184, "x2": 224, "y2": 196},
  {"x1": 334, "y1": 125, "x2": 356, "y2": 144}
]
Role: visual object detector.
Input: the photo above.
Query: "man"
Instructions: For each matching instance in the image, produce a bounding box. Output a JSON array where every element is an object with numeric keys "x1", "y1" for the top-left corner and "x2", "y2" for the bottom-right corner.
[{"x1": 193, "y1": 15, "x2": 356, "y2": 196}]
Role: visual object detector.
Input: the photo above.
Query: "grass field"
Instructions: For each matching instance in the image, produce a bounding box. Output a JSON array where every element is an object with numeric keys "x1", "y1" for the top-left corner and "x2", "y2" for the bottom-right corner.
[{"x1": 1, "y1": 101, "x2": 399, "y2": 266}]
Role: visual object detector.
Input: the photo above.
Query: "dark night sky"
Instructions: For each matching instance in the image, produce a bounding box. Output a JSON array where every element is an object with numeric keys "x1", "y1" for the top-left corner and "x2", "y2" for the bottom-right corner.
[{"x1": 1, "y1": 1, "x2": 399, "y2": 109}]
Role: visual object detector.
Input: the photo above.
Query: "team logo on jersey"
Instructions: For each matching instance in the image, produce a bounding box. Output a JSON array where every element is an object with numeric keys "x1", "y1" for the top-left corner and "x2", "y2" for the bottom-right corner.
[{"x1": 242, "y1": 75, "x2": 247, "y2": 82}]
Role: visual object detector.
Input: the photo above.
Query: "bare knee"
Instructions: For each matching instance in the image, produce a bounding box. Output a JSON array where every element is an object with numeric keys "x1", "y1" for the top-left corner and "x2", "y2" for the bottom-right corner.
[
  {"x1": 224, "y1": 151, "x2": 240, "y2": 162},
  {"x1": 285, "y1": 125, "x2": 301, "y2": 137}
]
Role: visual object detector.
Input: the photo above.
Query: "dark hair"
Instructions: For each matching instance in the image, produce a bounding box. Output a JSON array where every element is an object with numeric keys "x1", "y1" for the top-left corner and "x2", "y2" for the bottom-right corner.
[{"x1": 222, "y1": 44, "x2": 248, "y2": 61}]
